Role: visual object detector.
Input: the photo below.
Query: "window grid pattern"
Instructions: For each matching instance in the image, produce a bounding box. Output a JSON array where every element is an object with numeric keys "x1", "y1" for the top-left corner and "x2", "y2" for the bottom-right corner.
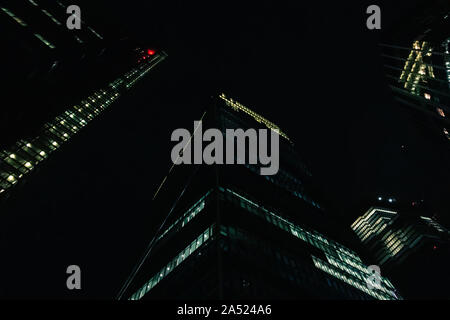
[
  {"x1": 221, "y1": 188, "x2": 400, "y2": 300},
  {"x1": 0, "y1": 54, "x2": 167, "y2": 196},
  {"x1": 351, "y1": 208, "x2": 397, "y2": 244},
  {"x1": 155, "y1": 191, "x2": 210, "y2": 243},
  {"x1": 351, "y1": 207, "x2": 447, "y2": 267},
  {"x1": 129, "y1": 225, "x2": 215, "y2": 300}
]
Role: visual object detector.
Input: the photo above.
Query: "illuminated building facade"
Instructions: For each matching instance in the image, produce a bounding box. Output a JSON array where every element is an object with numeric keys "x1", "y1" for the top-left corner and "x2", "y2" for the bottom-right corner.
[
  {"x1": 0, "y1": 0, "x2": 167, "y2": 199},
  {"x1": 351, "y1": 207, "x2": 450, "y2": 298},
  {"x1": 381, "y1": 0, "x2": 450, "y2": 144},
  {"x1": 120, "y1": 95, "x2": 401, "y2": 300}
]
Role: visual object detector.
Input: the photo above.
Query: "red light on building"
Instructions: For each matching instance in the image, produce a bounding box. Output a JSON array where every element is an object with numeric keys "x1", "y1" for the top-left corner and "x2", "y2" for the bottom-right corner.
[
  {"x1": 147, "y1": 49, "x2": 156, "y2": 55},
  {"x1": 433, "y1": 245, "x2": 437, "y2": 250}
]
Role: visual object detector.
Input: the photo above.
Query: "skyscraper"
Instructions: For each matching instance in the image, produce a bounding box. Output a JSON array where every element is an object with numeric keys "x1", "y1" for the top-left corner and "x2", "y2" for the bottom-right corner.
[
  {"x1": 0, "y1": 0, "x2": 167, "y2": 200},
  {"x1": 119, "y1": 94, "x2": 401, "y2": 300},
  {"x1": 380, "y1": 0, "x2": 450, "y2": 144},
  {"x1": 351, "y1": 207, "x2": 449, "y2": 298}
]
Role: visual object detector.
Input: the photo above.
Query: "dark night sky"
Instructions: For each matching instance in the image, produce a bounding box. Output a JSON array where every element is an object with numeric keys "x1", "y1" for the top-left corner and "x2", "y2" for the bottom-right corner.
[{"x1": 2, "y1": 0, "x2": 449, "y2": 299}]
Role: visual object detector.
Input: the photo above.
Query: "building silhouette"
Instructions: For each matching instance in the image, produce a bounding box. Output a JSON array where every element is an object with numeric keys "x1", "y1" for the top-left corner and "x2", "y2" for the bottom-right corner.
[
  {"x1": 120, "y1": 94, "x2": 401, "y2": 300},
  {"x1": 0, "y1": 0, "x2": 167, "y2": 200},
  {"x1": 381, "y1": 0, "x2": 450, "y2": 145},
  {"x1": 351, "y1": 207, "x2": 449, "y2": 299}
]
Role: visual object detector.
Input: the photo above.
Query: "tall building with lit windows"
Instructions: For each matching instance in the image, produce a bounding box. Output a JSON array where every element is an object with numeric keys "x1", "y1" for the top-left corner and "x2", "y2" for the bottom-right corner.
[
  {"x1": 0, "y1": 0, "x2": 167, "y2": 199},
  {"x1": 351, "y1": 207, "x2": 450, "y2": 299},
  {"x1": 380, "y1": 0, "x2": 450, "y2": 144},
  {"x1": 118, "y1": 94, "x2": 402, "y2": 300}
]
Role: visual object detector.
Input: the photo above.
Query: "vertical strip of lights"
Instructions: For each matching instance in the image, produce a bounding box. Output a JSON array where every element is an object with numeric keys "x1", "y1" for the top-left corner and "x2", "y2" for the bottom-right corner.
[{"x1": 444, "y1": 38, "x2": 450, "y2": 88}]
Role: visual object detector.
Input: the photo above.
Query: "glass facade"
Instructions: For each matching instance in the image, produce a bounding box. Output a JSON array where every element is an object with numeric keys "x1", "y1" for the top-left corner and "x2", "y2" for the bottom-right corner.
[
  {"x1": 218, "y1": 97, "x2": 318, "y2": 209},
  {"x1": 351, "y1": 207, "x2": 449, "y2": 267},
  {"x1": 130, "y1": 225, "x2": 215, "y2": 300},
  {"x1": 1, "y1": 1, "x2": 106, "y2": 52},
  {"x1": 0, "y1": 53, "x2": 167, "y2": 197},
  {"x1": 221, "y1": 188, "x2": 399, "y2": 300},
  {"x1": 129, "y1": 188, "x2": 401, "y2": 300},
  {"x1": 380, "y1": 5, "x2": 450, "y2": 143},
  {"x1": 124, "y1": 95, "x2": 401, "y2": 300}
]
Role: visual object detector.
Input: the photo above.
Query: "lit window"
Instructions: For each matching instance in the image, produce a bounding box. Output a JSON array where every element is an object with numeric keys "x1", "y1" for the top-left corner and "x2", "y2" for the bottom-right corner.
[
  {"x1": 39, "y1": 151, "x2": 46, "y2": 156},
  {"x1": 437, "y1": 108, "x2": 445, "y2": 118},
  {"x1": 34, "y1": 33, "x2": 56, "y2": 49},
  {"x1": 88, "y1": 27, "x2": 103, "y2": 40},
  {"x1": 424, "y1": 93, "x2": 431, "y2": 100},
  {"x1": 41, "y1": 9, "x2": 61, "y2": 25},
  {"x1": 7, "y1": 175, "x2": 15, "y2": 182},
  {"x1": 25, "y1": 162, "x2": 32, "y2": 168},
  {"x1": 1, "y1": 7, "x2": 28, "y2": 27},
  {"x1": 444, "y1": 128, "x2": 450, "y2": 140},
  {"x1": 74, "y1": 36, "x2": 83, "y2": 44}
]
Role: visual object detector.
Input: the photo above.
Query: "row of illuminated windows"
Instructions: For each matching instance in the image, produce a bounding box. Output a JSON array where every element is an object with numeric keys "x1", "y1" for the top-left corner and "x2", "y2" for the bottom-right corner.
[
  {"x1": 225, "y1": 188, "x2": 344, "y2": 253},
  {"x1": 1, "y1": 6, "x2": 58, "y2": 49},
  {"x1": 4, "y1": 1, "x2": 105, "y2": 48},
  {"x1": 41, "y1": 9, "x2": 62, "y2": 25},
  {"x1": 155, "y1": 193, "x2": 209, "y2": 243},
  {"x1": 380, "y1": 231, "x2": 419, "y2": 260},
  {"x1": 1, "y1": 7, "x2": 27, "y2": 26},
  {"x1": 125, "y1": 57, "x2": 166, "y2": 89},
  {"x1": 130, "y1": 225, "x2": 215, "y2": 300},
  {"x1": 361, "y1": 217, "x2": 392, "y2": 242},
  {"x1": 352, "y1": 210, "x2": 397, "y2": 243},
  {"x1": 223, "y1": 187, "x2": 357, "y2": 262},
  {"x1": 357, "y1": 219, "x2": 391, "y2": 243},
  {"x1": 333, "y1": 251, "x2": 373, "y2": 276},
  {"x1": 326, "y1": 253, "x2": 367, "y2": 283},
  {"x1": 400, "y1": 42, "x2": 433, "y2": 94},
  {"x1": 219, "y1": 93, "x2": 291, "y2": 142},
  {"x1": 54, "y1": 0, "x2": 104, "y2": 40},
  {"x1": 241, "y1": 161, "x2": 321, "y2": 209},
  {"x1": 221, "y1": 188, "x2": 366, "y2": 272},
  {"x1": 326, "y1": 253, "x2": 395, "y2": 294},
  {"x1": 421, "y1": 216, "x2": 447, "y2": 233},
  {"x1": 146, "y1": 187, "x2": 397, "y2": 300},
  {"x1": 0, "y1": 89, "x2": 118, "y2": 193},
  {"x1": 220, "y1": 224, "x2": 370, "y2": 300},
  {"x1": 0, "y1": 59, "x2": 164, "y2": 195},
  {"x1": 380, "y1": 224, "x2": 414, "y2": 245},
  {"x1": 222, "y1": 187, "x2": 391, "y2": 294},
  {"x1": 374, "y1": 226, "x2": 419, "y2": 261},
  {"x1": 312, "y1": 256, "x2": 399, "y2": 300},
  {"x1": 353, "y1": 209, "x2": 396, "y2": 233}
]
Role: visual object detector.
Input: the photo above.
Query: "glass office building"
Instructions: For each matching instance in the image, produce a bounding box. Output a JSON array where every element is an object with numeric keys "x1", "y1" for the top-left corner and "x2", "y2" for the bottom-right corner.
[
  {"x1": 380, "y1": 0, "x2": 450, "y2": 144},
  {"x1": 351, "y1": 207, "x2": 449, "y2": 298}
]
